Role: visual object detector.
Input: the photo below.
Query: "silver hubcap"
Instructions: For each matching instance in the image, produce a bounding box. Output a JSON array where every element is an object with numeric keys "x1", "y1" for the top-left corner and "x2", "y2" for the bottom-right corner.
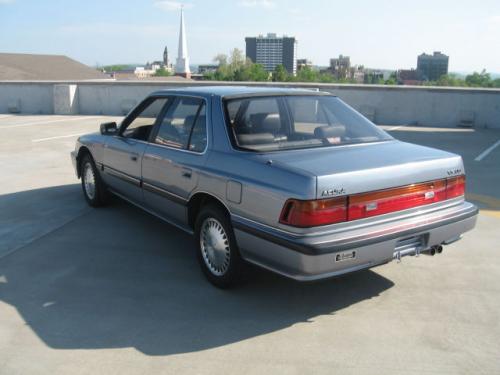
[
  {"x1": 83, "y1": 162, "x2": 96, "y2": 200},
  {"x1": 200, "y1": 218, "x2": 230, "y2": 276}
]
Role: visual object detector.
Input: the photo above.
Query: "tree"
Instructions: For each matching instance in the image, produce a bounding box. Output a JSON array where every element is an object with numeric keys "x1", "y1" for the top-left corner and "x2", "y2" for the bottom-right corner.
[
  {"x1": 247, "y1": 63, "x2": 269, "y2": 81},
  {"x1": 435, "y1": 74, "x2": 465, "y2": 87},
  {"x1": 294, "y1": 66, "x2": 318, "y2": 82},
  {"x1": 384, "y1": 72, "x2": 397, "y2": 85},
  {"x1": 213, "y1": 53, "x2": 228, "y2": 67},
  {"x1": 102, "y1": 64, "x2": 132, "y2": 72},
  {"x1": 229, "y1": 48, "x2": 246, "y2": 71},
  {"x1": 318, "y1": 72, "x2": 335, "y2": 83},
  {"x1": 204, "y1": 49, "x2": 270, "y2": 82},
  {"x1": 465, "y1": 70, "x2": 492, "y2": 87},
  {"x1": 153, "y1": 67, "x2": 171, "y2": 77},
  {"x1": 272, "y1": 64, "x2": 288, "y2": 82}
]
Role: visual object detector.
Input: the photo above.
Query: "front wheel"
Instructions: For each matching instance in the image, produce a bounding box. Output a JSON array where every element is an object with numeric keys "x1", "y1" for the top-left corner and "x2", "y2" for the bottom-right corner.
[
  {"x1": 195, "y1": 204, "x2": 245, "y2": 288},
  {"x1": 80, "y1": 154, "x2": 107, "y2": 207}
]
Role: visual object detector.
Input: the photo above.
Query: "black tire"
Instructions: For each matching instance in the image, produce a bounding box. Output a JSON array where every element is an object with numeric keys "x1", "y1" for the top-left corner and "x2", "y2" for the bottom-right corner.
[
  {"x1": 80, "y1": 153, "x2": 108, "y2": 207},
  {"x1": 195, "y1": 203, "x2": 245, "y2": 288}
]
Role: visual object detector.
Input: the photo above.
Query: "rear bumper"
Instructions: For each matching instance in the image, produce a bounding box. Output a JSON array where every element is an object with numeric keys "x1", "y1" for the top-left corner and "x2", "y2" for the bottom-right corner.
[{"x1": 232, "y1": 201, "x2": 478, "y2": 281}]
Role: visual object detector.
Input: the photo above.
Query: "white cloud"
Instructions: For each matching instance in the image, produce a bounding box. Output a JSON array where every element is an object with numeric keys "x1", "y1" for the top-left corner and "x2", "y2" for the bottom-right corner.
[
  {"x1": 238, "y1": 0, "x2": 275, "y2": 9},
  {"x1": 153, "y1": 1, "x2": 194, "y2": 11},
  {"x1": 488, "y1": 15, "x2": 500, "y2": 25}
]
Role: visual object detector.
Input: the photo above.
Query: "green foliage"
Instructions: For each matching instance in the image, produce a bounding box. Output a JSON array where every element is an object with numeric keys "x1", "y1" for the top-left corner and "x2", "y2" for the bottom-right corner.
[
  {"x1": 102, "y1": 64, "x2": 132, "y2": 72},
  {"x1": 272, "y1": 64, "x2": 288, "y2": 82},
  {"x1": 203, "y1": 49, "x2": 500, "y2": 88},
  {"x1": 426, "y1": 70, "x2": 500, "y2": 88},
  {"x1": 153, "y1": 67, "x2": 171, "y2": 77},
  {"x1": 465, "y1": 70, "x2": 492, "y2": 87},
  {"x1": 288, "y1": 66, "x2": 332, "y2": 83},
  {"x1": 294, "y1": 66, "x2": 318, "y2": 82},
  {"x1": 204, "y1": 49, "x2": 270, "y2": 82},
  {"x1": 384, "y1": 72, "x2": 397, "y2": 85},
  {"x1": 434, "y1": 74, "x2": 466, "y2": 87}
]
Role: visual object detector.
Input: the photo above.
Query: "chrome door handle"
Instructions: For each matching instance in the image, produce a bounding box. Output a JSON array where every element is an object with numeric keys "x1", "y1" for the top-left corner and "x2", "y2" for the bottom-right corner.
[
  {"x1": 182, "y1": 168, "x2": 192, "y2": 178},
  {"x1": 130, "y1": 155, "x2": 138, "y2": 162}
]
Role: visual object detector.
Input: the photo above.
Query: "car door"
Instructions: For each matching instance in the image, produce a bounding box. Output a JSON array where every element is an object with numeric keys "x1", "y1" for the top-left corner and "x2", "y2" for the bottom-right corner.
[
  {"x1": 142, "y1": 96, "x2": 208, "y2": 226},
  {"x1": 102, "y1": 97, "x2": 170, "y2": 203}
]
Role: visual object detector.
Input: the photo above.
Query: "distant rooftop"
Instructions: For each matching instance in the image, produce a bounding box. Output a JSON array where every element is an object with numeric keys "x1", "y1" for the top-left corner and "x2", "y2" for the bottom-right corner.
[{"x1": 0, "y1": 53, "x2": 109, "y2": 80}]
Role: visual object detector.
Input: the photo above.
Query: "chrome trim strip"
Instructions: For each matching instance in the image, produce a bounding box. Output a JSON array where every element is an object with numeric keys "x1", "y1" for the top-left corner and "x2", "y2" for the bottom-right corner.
[
  {"x1": 142, "y1": 182, "x2": 187, "y2": 205},
  {"x1": 103, "y1": 165, "x2": 141, "y2": 187}
]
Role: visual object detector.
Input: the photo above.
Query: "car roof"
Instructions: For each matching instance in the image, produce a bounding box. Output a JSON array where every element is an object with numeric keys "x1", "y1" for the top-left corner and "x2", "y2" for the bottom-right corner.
[{"x1": 150, "y1": 85, "x2": 334, "y2": 99}]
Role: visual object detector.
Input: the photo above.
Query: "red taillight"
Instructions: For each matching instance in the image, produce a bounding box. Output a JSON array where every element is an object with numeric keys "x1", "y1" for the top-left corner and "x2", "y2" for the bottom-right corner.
[
  {"x1": 279, "y1": 197, "x2": 347, "y2": 227},
  {"x1": 280, "y1": 175, "x2": 466, "y2": 228},
  {"x1": 348, "y1": 180, "x2": 447, "y2": 221},
  {"x1": 446, "y1": 175, "x2": 465, "y2": 199}
]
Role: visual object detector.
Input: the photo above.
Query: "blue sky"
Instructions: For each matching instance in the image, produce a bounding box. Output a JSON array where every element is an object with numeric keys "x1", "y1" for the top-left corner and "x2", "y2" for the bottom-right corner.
[{"x1": 0, "y1": 0, "x2": 499, "y2": 72}]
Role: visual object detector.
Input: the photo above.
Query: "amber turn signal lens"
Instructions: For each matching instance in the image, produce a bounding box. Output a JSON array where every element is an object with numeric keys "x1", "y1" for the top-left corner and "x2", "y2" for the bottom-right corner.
[{"x1": 446, "y1": 175, "x2": 466, "y2": 199}]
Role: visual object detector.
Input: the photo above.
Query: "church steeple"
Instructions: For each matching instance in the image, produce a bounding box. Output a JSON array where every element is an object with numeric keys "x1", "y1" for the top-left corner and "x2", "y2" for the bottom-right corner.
[
  {"x1": 175, "y1": 7, "x2": 191, "y2": 77},
  {"x1": 163, "y1": 46, "x2": 169, "y2": 66}
]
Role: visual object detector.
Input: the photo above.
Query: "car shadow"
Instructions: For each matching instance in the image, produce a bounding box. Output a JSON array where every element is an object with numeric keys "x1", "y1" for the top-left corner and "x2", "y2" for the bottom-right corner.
[{"x1": 0, "y1": 185, "x2": 394, "y2": 356}]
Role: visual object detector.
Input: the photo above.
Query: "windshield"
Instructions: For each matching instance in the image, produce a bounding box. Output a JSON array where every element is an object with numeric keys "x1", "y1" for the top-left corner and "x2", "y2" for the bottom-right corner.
[{"x1": 224, "y1": 95, "x2": 392, "y2": 152}]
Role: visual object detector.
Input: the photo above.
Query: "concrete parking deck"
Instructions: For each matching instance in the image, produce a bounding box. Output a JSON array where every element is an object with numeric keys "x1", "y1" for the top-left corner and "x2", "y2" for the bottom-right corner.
[{"x1": 0, "y1": 115, "x2": 499, "y2": 374}]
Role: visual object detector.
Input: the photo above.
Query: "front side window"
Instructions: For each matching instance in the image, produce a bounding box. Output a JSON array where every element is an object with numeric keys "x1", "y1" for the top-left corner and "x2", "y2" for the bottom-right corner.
[
  {"x1": 154, "y1": 97, "x2": 206, "y2": 151},
  {"x1": 122, "y1": 97, "x2": 170, "y2": 141},
  {"x1": 225, "y1": 95, "x2": 392, "y2": 152}
]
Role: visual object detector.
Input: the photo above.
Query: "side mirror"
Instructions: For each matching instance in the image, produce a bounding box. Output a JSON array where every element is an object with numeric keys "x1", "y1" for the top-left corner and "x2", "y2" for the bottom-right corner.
[{"x1": 100, "y1": 122, "x2": 118, "y2": 135}]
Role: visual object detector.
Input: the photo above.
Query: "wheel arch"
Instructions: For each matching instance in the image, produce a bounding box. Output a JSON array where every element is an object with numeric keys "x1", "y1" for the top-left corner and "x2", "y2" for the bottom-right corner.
[
  {"x1": 187, "y1": 192, "x2": 231, "y2": 229},
  {"x1": 75, "y1": 146, "x2": 92, "y2": 178}
]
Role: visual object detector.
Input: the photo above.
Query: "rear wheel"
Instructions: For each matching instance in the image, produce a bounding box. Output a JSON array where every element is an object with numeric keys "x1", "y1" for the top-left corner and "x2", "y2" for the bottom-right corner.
[
  {"x1": 195, "y1": 204, "x2": 244, "y2": 288},
  {"x1": 80, "y1": 154, "x2": 107, "y2": 207}
]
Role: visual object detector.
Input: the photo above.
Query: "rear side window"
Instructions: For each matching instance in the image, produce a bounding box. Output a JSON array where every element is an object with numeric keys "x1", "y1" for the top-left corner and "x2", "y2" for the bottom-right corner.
[
  {"x1": 226, "y1": 98, "x2": 285, "y2": 148},
  {"x1": 154, "y1": 97, "x2": 206, "y2": 152},
  {"x1": 224, "y1": 95, "x2": 391, "y2": 152}
]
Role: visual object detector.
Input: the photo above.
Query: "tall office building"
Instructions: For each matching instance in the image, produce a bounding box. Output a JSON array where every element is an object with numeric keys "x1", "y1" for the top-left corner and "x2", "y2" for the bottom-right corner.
[
  {"x1": 417, "y1": 51, "x2": 449, "y2": 81},
  {"x1": 245, "y1": 33, "x2": 297, "y2": 75}
]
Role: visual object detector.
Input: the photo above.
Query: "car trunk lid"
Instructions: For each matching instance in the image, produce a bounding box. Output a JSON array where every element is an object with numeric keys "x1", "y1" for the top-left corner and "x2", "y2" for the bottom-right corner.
[{"x1": 256, "y1": 140, "x2": 464, "y2": 199}]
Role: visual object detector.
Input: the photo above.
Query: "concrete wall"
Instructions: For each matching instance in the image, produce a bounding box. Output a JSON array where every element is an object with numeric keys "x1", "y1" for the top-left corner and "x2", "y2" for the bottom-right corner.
[
  {"x1": 0, "y1": 82, "x2": 54, "y2": 114},
  {"x1": 1, "y1": 80, "x2": 499, "y2": 128}
]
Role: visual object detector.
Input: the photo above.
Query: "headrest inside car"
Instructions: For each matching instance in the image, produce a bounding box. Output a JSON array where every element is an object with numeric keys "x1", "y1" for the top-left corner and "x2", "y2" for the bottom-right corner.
[
  {"x1": 314, "y1": 124, "x2": 346, "y2": 138},
  {"x1": 260, "y1": 114, "x2": 281, "y2": 132}
]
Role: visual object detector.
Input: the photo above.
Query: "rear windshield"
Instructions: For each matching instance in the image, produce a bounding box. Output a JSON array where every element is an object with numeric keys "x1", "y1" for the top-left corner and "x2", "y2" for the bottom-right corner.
[{"x1": 224, "y1": 95, "x2": 392, "y2": 152}]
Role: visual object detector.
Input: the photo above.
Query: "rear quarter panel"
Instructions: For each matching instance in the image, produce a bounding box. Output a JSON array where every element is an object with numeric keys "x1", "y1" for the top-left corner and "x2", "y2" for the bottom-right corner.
[{"x1": 196, "y1": 150, "x2": 316, "y2": 228}]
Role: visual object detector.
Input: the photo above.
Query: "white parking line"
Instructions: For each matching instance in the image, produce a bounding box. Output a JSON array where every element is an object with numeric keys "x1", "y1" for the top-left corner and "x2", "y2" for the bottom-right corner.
[
  {"x1": 0, "y1": 114, "x2": 14, "y2": 119},
  {"x1": 0, "y1": 116, "x2": 102, "y2": 129},
  {"x1": 475, "y1": 139, "x2": 500, "y2": 162},
  {"x1": 387, "y1": 125, "x2": 407, "y2": 131},
  {"x1": 32, "y1": 132, "x2": 89, "y2": 143}
]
